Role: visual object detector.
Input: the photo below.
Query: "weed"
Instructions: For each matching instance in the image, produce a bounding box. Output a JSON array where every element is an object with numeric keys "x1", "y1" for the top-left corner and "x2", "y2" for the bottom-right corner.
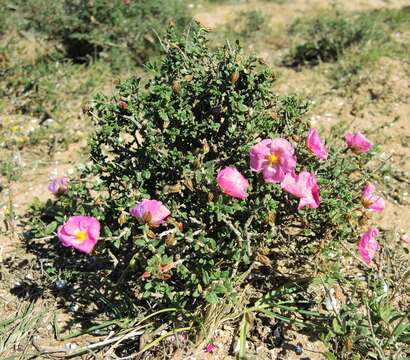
[
  {"x1": 12, "y1": 0, "x2": 190, "y2": 65},
  {"x1": 285, "y1": 7, "x2": 410, "y2": 69},
  {"x1": 320, "y1": 247, "x2": 410, "y2": 358}
]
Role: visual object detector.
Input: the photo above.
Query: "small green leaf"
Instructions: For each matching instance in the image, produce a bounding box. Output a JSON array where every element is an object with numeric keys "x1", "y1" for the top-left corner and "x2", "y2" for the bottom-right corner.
[
  {"x1": 332, "y1": 318, "x2": 344, "y2": 335},
  {"x1": 205, "y1": 292, "x2": 219, "y2": 304},
  {"x1": 323, "y1": 352, "x2": 337, "y2": 360},
  {"x1": 45, "y1": 221, "x2": 58, "y2": 235}
]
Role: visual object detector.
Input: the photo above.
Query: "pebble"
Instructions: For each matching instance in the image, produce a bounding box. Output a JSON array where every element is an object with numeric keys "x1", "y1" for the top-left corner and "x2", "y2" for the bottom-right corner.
[
  {"x1": 54, "y1": 279, "x2": 67, "y2": 290},
  {"x1": 68, "y1": 304, "x2": 79, "y2": 313},
  {"x1": 382, "y1": 281, "x2": 389, "y2": 293},
  {"x1": 65, "y1": 343, "x2": 77, "y2": 350},
  {"x1": 324, "y1": 288, "x2": 339, "y2": 313},
  {"x1": 295, "y1": 344, "x2": 304, "y2": 355},
  {"x1": 233, "y1": 338, "x2": 241, "y2": 354}
]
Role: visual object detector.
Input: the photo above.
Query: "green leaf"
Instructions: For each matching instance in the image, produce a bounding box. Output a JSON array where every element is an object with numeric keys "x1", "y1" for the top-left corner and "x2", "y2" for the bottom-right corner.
[
  {"x1": 239, "y1": 313, "x2": 249, "y2": 360},
  {"x1": 323, "y1": 352, "x2": 337, "y2": 360},
  {"x1": 204, "y1": 292, "x2": 219, "y2": 304},
  {"x1": 332, "y1": 318, "x2": 344, "y2": 335},
  {"x1": 45, "y1": 221, "x2": 58, "y2": 235},
  {"x1": 135, "y1": 239, "x2": 145, "y2": 246}
]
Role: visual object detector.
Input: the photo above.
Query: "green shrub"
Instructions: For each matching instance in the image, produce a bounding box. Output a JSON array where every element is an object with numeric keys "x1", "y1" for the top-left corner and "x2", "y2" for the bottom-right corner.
[
  {"x1": 14, "y1": 0, "x2": 190, "y2": 64},
  {"x1": 29, "y1": 24, "x2": 378, "y2": 310},
  {"x1": 284, "y1": 7, "x2": 410, "y2": 67},
  {"x1": 284, "y1": 11, "x2": 370, "y2": 67}
]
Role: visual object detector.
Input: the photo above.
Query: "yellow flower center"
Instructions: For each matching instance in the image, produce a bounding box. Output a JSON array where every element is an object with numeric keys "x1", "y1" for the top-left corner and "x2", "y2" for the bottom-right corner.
[
  {"x1": 75, "y1": 230, "x2": 88, "y2": 243},
  {"x1": 265, "y1": 153, "x2": 279, "y2": 166}
]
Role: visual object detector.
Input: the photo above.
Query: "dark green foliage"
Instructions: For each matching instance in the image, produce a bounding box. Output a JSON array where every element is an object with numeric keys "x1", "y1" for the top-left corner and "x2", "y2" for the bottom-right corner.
[
  {"x1": 28, "y1": 24, "x2": 381, "y2": 313},
  {"x1": 284, "y1": 7, "x2": 410, "y2": 67},
  {"x1": 285, "y1": 12, "x2": 370, "y2": 66},
  {"x1": 13, "y1": 0, "x2": 189, "y2": 64}
]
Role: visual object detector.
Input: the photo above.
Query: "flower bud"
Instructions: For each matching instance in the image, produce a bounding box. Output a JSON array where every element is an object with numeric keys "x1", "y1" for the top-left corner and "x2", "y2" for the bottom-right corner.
[
  {"x1": 118, "y1": 213, "x2": 127, "y2": 225},
  {"x1": 172, "y1": 80, "x2": 180, "y2": 94},
  {"x1": 129, "y1": 257, "x2": 137, "y2": 269},
  {"x1": 166, "y1": 233, "x2": 177, "y2": 246},
  {"x1": 184, "y1": 74, "x2": 193, "y2": 82},
  {"x1": 231, "y1": 70, "x2": 239, "y2": 84},
  {"x1": 208, "y1": 192, "x2": 214, "y2": 203},
  {"x1": 292, "y1": 134, "x2": 301, "y2": 143},
  {"x1": 119, "y1": 100, "x2": 128, "y2": 110},
  {"x1": 184, "y1": 178, "x2": 194, "y2": 191}
]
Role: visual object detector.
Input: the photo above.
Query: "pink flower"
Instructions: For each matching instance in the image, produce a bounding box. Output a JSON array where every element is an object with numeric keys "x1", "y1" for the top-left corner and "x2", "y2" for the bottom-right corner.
[
  {"x1": 217, "y1": 166, "x2": 249, "y2": 200},
  {"x1": 307, "y1": 128, "x2": 328, "y2": 160},
  {"x1": 250, "y1": 138, "x2": 297, "y2": 183},
  {"x1": 361, "y1": 183, "x2": 385, "y2": 212},
  {"x1": 130, "y1": 199, "x2": 171, "y2": 226},
  {"x1": 401, "y1": 233, "x2": 410, "y2": 245},
  {"x1": 48, "y1": 176, "x2": 69, "y2": 196},
  {"x1": 358, "y1": 228, "x2": 380, "y2": 265},
  {"x1": 281, "y1": 171, "x2": 320, "y2": 209},
  {"x1": 57, "y1": 215, "x2": 100, "y2": 254},
  {"x1": 205, "y1": 343, "x2": 216, "y2": 353},
  {"x1": 344, "y1": 132, "x2": 373, "y2": 154}
]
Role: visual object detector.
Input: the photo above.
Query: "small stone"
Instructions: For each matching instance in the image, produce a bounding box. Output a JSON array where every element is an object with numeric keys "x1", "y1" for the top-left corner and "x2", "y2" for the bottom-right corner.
[
  {"x1": 68, "y1": 304, "x2": 79, "y2": 313},
  {"x1": 324, "y1": 288, "x2": 339, "y2": 313},
  {"x1": 65, "y1": 342, "x2": 78, "y2": 350},
  {"x1": 54, "y1": 279, "x2": 67, "y2": 290},
  {"x1": 233, "y1": 338, "x2": 240, "y2": 354},
  {"x1": 295, "y1": 344, "x2": 303, "y2": 355}
]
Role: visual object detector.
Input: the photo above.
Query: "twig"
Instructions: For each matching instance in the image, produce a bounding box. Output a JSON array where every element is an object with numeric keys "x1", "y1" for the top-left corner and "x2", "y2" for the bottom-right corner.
[
  {"x1": 340, "y1": 242, "x2": 367, "y2": 266},
  {"x1": 158, "y1": 228, "x2": 177, "y2": 238},
  {"x1": 221, "y1": 216, "x2": 243, "y2": 246},
  {"x1": 235, "y1": 261, "x2": 258, "y2": 285},
  {"x1": 244, "y1": 215, "x2": 255, "y2": 256},
  {"x1": 32, "y1": 328, "x2": 144, "y2": 358},
  {"x1": 152, "y1": 29, "x2": 168, "y2": 54},
  {"x1": 32, "y1": 235, "x2": 56, "y2": 241}
]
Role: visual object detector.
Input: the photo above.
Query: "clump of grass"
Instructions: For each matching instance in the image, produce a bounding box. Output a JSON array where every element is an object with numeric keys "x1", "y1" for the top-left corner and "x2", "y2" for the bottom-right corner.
[
  {"x1": 284, "y1": 7, "x2": 410, "y2": 68},
  {"x1": 0, "y1": 29, "x2": 134, "y2": 154},
  {"x1": 319, "y1": 232, "x2": 410, "y2": 359},
  {"x1": 11, "y1": 0, "x2": 190, "y2": 65},
  {"x1": 0, "y1": 302, "x2": 47, "y2": 358}
]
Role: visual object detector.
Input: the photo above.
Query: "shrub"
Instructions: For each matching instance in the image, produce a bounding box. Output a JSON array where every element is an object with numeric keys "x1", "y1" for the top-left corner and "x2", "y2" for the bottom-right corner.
[
  {"x1": 284, "y1": 7, "x2": 410, "y2": 67},
  {"x1": 14, "y1": 0, "x2": 190, "y2": 64},
  {"x1": 26, "y1": 24, "x2": 402, "y2": 358},
  {"x1": 30, "y1": 23, "x2": 378, "y2": 307},
  {"x1": 284, "y1": 11, "x2": 370, "y2": 67}
]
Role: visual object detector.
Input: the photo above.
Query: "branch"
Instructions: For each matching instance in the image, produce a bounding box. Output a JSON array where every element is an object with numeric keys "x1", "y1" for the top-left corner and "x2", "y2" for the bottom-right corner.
[{"x1": 32, "y1": 328, "x2": 144, "y2": 358}]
